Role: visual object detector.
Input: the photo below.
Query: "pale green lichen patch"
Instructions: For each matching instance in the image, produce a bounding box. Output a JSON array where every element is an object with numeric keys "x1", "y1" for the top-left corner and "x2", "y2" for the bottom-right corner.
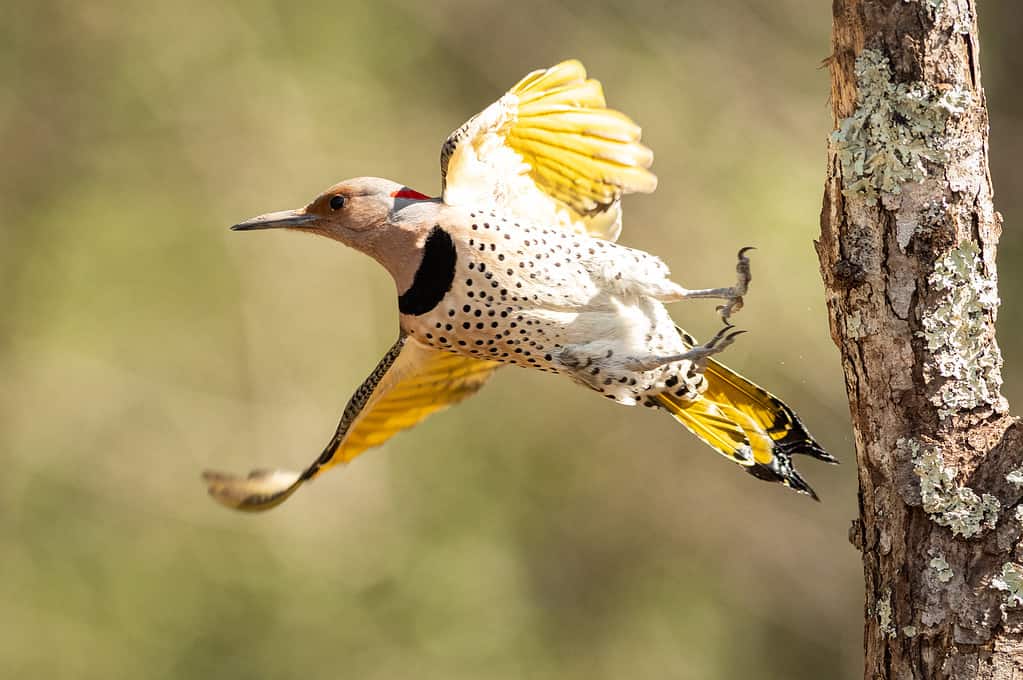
[
  {"x1": 903, "y1": 625, "x2": 918, "y2": 638},
  {"x1": 992, "y1": 563, "x2": 1023, "y2": 608},
  {"x1": 1015, "y1": 506, "x2": 1023, "y2": 525},
  {"x1": 909, "y1": 438, "x2": 1000, "y2": 537},
  {"x1": 929, "y1": 551, "x2": 953, "y2": 583},
  {"x1": 918, "y1": 241, "x2": 1004, "y2": 418},
  {"x1": 878, "y1": 588, "x2": 896, "y2": 638},
  {"x1": 830, "y1": 49, "x2": 971, "y2": 202},
  {"x1": 1007, "y1": 468, "x2": 1023, "y2": 488}
]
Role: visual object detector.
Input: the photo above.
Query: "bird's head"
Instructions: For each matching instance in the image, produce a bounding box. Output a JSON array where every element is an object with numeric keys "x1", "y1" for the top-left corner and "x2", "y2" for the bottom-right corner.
[
  {"x1": 230, "y1": 176, "x2": 437, "y2": 291},
  {"x1": 231, "y1": 176, "x2": 432, "y2": 243}
]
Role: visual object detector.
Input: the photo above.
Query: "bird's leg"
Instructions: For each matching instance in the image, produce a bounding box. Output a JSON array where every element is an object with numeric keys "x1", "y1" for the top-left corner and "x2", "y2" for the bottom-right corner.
[
  {"x1": 657, "y1": 247, "x2": 753, "y2": 323},
  {"x1": 621, "y1": 324, "x2": 746, "y2": 371}
]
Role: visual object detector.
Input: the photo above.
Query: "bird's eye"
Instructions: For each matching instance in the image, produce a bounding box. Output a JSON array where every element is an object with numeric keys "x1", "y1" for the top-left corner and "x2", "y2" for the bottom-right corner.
[{"x1": 329, "y1": 195, "x2": 346, "y2": 210}]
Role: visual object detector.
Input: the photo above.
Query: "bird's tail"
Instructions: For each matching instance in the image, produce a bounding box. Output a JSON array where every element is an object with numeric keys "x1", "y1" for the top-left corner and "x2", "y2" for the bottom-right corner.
[{"x1": 655, "y1": 351, "x2": 837, "y2": 499}]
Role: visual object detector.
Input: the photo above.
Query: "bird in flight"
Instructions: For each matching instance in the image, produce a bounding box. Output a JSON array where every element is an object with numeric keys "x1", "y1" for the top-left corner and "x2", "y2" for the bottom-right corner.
[{"x1": 204, "y1": 60, "x2": 835, "y2": 511}]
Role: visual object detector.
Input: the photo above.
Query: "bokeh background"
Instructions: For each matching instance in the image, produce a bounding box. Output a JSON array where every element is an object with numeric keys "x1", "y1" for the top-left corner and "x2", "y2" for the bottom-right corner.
[{"x1": 2, "y1": 1, "x2": 1020, "y2": 678}]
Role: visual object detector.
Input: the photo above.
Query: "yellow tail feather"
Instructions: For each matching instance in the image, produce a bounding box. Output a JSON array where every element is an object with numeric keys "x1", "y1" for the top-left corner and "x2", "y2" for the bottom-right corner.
[
  {"x1": 657, "y1": 345, "x2": 836, "y2": 499},
  {"x1": 703, "y1": 358, "x2": 835, "y2": 463},
  {"x1": 655, "y1": 393, "x2": 756, "y2": 465}
]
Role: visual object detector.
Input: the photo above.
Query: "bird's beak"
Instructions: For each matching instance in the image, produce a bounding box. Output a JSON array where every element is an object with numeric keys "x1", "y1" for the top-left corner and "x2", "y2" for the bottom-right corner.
[{"x1": 230, "y1": 209, "x2": 318, "y2": 231}]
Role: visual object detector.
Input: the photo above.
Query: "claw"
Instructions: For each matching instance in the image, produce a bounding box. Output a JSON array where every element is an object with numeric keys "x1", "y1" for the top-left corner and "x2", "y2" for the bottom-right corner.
[
  {"x1": 678, "y1": 324, "x2": 747, "y2": 369},
  {"x1": 703, "y1": 327, "x2": 746, "y2": 358},
  {"x1": 716, "y1": 248, "x2": 754, "y2": 323},
  {"x1": 720, "y1": 329, "x2": 747, "y2": 348},
  {"x1": 705, "y1": 323, "x2": 736, "y2": 347},
  {"x1": 717, "y1": 297, "x2": 745, "y2": 323}
]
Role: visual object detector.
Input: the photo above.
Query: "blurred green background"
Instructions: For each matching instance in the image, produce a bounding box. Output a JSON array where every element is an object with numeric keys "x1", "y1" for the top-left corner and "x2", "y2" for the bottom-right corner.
[{"x1": 2, "y1": 1, "x2": 1020, "y2": 678}]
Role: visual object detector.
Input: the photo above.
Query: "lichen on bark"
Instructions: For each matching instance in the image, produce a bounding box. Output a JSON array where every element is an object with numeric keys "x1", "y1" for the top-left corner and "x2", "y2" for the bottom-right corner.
[
  {"x1": 929, "y1": 550, "x2": 953, "y2": 583},
  {"x1": 878, "y1": 587, "x2": 896, "y2": 638},
  {"x1": 829, "y1": 48, "x2": 970, "y2": 202},
  {"x1": 992, "y1": 563, "x2": 1023, "y2": 610},
  {"x1": 919, "y1": 241, "x2": 1005, "y2": 418},
  {"x1": 1006, "y1": 468, "x2": 1023, "y2": 488},
  {"x1": 909, "y1": 438, "x2": 1000, "y2": 537}
]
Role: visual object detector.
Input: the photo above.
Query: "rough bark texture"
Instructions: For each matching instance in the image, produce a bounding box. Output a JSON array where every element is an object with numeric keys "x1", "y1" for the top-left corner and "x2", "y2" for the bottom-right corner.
[{"x1": 819, "y1": 1, "x2": 1023, "y2": 677}]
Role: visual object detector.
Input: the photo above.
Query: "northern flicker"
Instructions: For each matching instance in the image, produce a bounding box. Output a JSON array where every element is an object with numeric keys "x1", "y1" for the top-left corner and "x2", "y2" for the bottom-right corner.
[{"x1": 204, "y1": 60, "x2": 836, "y2": 511}]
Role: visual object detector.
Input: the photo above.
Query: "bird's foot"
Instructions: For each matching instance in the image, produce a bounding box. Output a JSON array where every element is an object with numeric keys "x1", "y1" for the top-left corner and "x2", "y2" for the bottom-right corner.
[
  {"x1": 621, "y1": 324, "x2": 746, "y2": 372},
  {"x1": 714, "y1": 246, "x2": 754, "y2": 323},
  {"x1": 663, "y1": 247, "x2": 754, "y2": 323},
  {"x1": 676, "y1": 323, "x2": 746, "y2": 368}
]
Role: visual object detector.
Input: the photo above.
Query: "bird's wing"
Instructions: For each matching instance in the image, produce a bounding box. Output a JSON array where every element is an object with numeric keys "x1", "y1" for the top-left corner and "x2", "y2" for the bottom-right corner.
[
  {"x1": 204, "y1": 335, "x2": 500, "y2": 511},
  {"x1": 440, "y1": 59, "x2": 656, "y2": 242}
]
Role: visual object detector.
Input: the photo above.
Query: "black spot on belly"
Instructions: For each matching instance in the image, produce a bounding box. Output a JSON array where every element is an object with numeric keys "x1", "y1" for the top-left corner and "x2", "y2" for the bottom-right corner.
[{"x1": 398, "y1": 226, "x2": 456, "y2": 315}]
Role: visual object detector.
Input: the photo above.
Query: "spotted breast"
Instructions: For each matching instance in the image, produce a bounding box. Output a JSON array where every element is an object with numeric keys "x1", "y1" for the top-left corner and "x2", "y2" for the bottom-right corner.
[{"x1": 398, "y1": 207, "x2": 706, "y2": 406}]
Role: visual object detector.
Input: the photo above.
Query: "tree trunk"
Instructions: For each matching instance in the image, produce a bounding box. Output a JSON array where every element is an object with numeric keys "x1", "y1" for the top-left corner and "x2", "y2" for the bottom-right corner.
[{"x1": 818, "y1": 1, "x2": 1023, "y2": 677}]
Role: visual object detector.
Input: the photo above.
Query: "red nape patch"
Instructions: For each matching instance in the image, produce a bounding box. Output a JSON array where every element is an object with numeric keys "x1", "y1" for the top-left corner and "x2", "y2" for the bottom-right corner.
[{"x1": 391, "y1": 188, "x2": 431, "y2": 200}]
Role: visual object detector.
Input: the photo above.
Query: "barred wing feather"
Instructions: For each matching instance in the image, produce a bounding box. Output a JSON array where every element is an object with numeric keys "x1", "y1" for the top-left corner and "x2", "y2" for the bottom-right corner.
[{"x1": 204, "y1": 336, "x2": 500, "y2": 511}]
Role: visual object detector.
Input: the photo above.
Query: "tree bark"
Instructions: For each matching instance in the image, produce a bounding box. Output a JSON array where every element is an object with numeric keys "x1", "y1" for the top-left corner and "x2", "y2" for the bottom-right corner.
[{"x1": 819, "y1": 1, "x2": 1023, "y2": 677}]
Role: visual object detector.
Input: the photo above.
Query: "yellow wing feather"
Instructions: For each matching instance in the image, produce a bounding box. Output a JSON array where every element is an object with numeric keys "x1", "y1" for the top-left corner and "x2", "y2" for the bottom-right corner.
[
  {"x1": 516, "y1": 109, "x2": 642, "y2": 143},
  {"x1": 441, "y1": 60, "x2": 657, "y2": 241},
  {"x1": 332, "y1": 343, "x2": 498, "y2": 464},
  {"x1": 204, "y1": 337, "x2": 500, "y2": 511},
  {"x1": 510, "y1": 58, "x2": 585, "y2": 93}
]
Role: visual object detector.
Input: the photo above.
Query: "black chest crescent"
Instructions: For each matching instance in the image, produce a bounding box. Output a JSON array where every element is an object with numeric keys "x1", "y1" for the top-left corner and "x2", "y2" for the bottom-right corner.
[{"x1": 398, "y1": 226, "x2": 457, "y2": 316}]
